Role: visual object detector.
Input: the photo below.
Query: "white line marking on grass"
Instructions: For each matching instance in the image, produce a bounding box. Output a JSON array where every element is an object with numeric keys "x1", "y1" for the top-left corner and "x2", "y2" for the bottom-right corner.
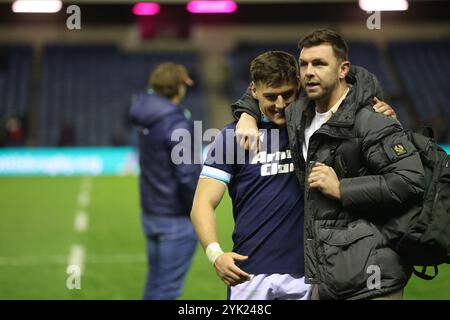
[
  {"x1": 68, "y1": 245, "x2": 85, "y2": 274},
  {"x1": 77, "y1": 177, "x2": 92, "y2": 209},
  {"x1": 0, "y1": 254, "x2": 146, "y2": 266},
  {"x1": 80, "y1": 177, "x2": 92, "y2": 192},
  {"x1": 74, "y1": 210, "x2": 88, "y2": 232},
  {"x1": 66, "y1": 176, "x2": 92, "y2": 288},
  {"x1": 0, "y1": 255, "x2": 66, "y2": 266},
  {"x1": 77, "y1": 191, "x2": 90, "y2": 208}
]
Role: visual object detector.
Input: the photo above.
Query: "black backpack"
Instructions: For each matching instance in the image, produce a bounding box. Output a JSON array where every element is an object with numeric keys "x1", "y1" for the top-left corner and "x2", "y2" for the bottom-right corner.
[{"x1": 383, "y1": 128, "x2": 450, "y2": 280}]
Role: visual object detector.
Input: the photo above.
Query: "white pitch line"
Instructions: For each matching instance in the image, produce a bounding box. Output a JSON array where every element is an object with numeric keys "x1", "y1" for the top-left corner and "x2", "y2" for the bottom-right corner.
[
  {"x1": 77, "y1": 177, "x2": 92, "y2": 209},
  {"x1": 0, "y1": 254, "x2": 146, "y2": 266},
  {"x1": 74, "y1": 210, "x2": 88, "y2": 232},
  {"x1": 0, "y1": 255, "x2": 66, "y2": 266},
  {"x1": 68, "y1": 245, "x2": 86, "y2": 274},
  {"x1": 66, "y1": 177, "x2": 92, "y2": 279},
  {"x1": 77, "y1": 190, "x2": 90, "y2": 208},
  {"x1": 80, "y1": 177, "x2": 92, "y2": 192}
]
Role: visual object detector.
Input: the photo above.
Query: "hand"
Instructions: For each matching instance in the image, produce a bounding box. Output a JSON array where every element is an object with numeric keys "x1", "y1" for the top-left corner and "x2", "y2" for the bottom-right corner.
[
  {"x1": 236, "y1": 113, "x2": 259, "y2": 153},
  {"x1": 213, "y1": 252, "x2": 251, "y2": 286},
  {"x1": 373, "y1": 97, "x2": 397, "y2": 118},
  {"x1": 308, "y1": 162, "x2": 341, "y2": 200}
]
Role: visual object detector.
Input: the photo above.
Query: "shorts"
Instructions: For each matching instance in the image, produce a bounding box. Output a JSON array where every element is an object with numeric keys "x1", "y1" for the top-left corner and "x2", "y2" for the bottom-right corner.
[{"x1": 228, "y1": 273, "x2": 311, "y2": 300}]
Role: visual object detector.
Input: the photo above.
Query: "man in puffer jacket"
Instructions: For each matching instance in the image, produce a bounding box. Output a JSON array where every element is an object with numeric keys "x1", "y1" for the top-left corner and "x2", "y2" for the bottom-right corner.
[
  {"x1": 231, "y1": 29, "x2": 424, "y2": 299},
  {"x1": 129, "y1": 63, "x2": 200, "y2": 299}
]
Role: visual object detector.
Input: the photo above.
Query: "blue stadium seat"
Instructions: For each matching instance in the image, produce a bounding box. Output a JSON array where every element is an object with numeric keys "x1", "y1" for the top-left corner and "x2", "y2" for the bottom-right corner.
[
  {"x1": 389, "y1": 41, "x2": 450, "y2": 125},
  {"x1": 0, "y1": 45, "x2": 32, "y2": 118},
  {"x1": 38, "y1": 45, "x2": 207, "y2": 146}
]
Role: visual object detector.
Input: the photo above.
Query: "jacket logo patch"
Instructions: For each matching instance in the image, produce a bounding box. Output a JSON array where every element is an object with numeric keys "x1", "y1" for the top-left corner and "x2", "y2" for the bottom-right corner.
[{"x1": 393, "y1": 144, "x2": 407, "y2": 156}]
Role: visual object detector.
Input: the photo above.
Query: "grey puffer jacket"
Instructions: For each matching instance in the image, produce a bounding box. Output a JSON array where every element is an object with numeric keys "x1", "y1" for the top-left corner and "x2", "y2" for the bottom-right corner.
[{"x1": 231, "y1": 66, "x2": 425, "y2": 299}]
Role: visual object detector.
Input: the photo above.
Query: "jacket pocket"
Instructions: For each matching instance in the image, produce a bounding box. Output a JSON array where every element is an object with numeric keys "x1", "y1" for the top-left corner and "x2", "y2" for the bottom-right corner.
[{"x1": 317, "y1": 220, "x2": 377, "y2": 297}]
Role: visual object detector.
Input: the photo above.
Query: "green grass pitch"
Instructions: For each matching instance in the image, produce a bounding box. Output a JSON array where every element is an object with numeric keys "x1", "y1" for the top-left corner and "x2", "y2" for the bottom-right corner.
[{"x1": 0, "y1": 176, "x2": 448, "y2": 299}]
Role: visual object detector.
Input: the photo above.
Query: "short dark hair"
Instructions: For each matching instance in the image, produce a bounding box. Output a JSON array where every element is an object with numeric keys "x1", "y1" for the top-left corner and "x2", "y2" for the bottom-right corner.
[
  {"x1": 250, "y1": 51, "x2": 298, "y2": 87},
  {"x1": 298, "y1": 29, "x2": 349, "y2": 62},
  {"x1": 149, "y1": 62, "x2": 190, "y2": 99}
]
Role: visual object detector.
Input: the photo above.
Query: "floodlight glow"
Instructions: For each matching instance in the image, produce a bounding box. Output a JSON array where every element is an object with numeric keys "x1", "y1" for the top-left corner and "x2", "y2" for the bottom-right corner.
[
  {"x1": 359, "y1": 0, "x2": 408, "y2": 11},
  {"x1": 187, "y1": 1, "x2": 238, "y2": 14},
  {"x1": 12, "y1": 0, "x2": 62, "y2": 13},
  {"x1": 132, "y1": 2, "x2": 160, "y2": 16}
]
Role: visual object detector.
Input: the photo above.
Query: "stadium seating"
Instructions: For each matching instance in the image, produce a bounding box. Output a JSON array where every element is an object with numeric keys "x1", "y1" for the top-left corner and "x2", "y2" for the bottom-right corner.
[
  {"x1": 0, "y1": 45, "x2": 32, "y2": 118},
  {"x1": 2, "y1": 40, "x2": 449, "y2": 146},
  {"x1": 348, "y1": 41, "x2": 398, "y2": 97},
  {"x1": 388, "y1": 41, "x2": 450, "y2": 122},
  {"x1": 38, "y1": 44, "x2": 206, "y2": 146}
]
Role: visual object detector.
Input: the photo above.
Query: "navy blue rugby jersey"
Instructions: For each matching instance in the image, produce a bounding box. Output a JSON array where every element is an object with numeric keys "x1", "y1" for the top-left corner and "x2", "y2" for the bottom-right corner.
[{"x1": 201, "y1": 120, "x2": 305, "y2": 275}]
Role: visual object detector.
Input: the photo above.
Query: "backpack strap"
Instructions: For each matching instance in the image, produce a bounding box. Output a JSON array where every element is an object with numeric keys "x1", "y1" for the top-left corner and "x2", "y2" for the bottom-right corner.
[{"x1": 413, "y1": 265, "x2": 439, "y2": 280}]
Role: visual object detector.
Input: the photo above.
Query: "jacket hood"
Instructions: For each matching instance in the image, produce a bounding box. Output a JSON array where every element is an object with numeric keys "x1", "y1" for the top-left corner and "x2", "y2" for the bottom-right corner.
[
  {"x1": 130, "y1": 92, "x2": 180, "y2": 127},
  {"x1": 327, "y1": 65, "x2": 385, "y2": 127},
  {"x1": 346, "y1": 65, "x2": 384, "y2": 108}
]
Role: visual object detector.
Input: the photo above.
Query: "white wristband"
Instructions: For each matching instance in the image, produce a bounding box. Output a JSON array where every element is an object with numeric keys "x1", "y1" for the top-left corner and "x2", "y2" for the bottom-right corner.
[{"x1": 205, "y1": 242, "x2": 224, "y2": 264}]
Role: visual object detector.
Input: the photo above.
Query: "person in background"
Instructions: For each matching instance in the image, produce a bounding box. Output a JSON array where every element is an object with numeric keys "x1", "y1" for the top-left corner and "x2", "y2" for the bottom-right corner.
[{"x1": 129, "y1": 62, "x2": 200, "y2": 300}]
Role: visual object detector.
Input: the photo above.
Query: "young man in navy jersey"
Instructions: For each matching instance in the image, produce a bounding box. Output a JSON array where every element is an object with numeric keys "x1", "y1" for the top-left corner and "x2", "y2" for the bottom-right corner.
[{"x1": 190, "y1": 51, "x2": 311, "y2": 300}]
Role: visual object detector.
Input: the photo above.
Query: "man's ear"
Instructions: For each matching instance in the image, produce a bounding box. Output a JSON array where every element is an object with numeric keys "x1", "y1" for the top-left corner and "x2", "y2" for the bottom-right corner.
[
  {"x1": 339, "y1": 61, "x2": 350, "y2": 80},
  {"x1": 177, "y1": 84, "x2": 186, "y2": 99},
  {"x1": 250, "y1": 82, "x2": 258, "y2": 99}
]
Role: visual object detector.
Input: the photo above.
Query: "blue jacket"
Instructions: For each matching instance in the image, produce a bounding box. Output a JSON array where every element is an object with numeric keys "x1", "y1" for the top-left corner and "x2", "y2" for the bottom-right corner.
[{"x1": 130, "y1": 92, "x2": 201, "y2": 217}]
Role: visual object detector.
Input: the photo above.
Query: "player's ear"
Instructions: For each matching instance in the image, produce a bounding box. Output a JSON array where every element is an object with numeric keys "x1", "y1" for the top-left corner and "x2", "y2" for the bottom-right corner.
[
  {"x1": 250, "y1": 82, "x2": 258, "y2": 100},
  {"x1": 339, "y1": 60, "x2": 350, "y2": 80}
]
